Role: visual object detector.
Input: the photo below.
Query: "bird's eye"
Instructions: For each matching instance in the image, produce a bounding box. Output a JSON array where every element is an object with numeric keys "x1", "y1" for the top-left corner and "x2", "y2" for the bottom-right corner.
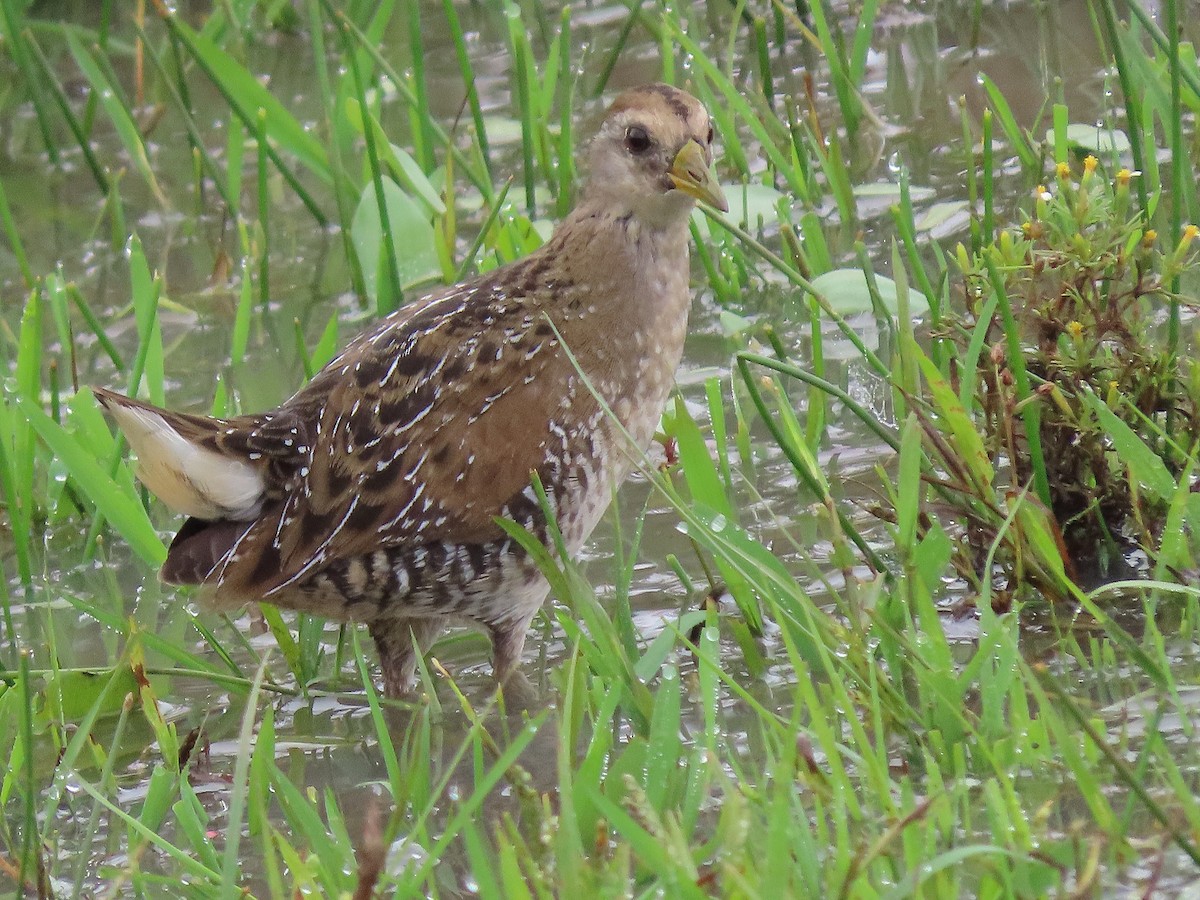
[
  {"x1": 706, "y1": 125, "x2": 714, "y2": 145},
  {"x1": 624, "y1": 125, "x2": 651, "y2": 154}
]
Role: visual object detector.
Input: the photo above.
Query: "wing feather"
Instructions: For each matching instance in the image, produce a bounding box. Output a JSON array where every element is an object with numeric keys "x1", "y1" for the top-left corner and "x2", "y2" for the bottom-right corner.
[{"x1": 210, "y1": 275, "x2": 588, "y2": 602}]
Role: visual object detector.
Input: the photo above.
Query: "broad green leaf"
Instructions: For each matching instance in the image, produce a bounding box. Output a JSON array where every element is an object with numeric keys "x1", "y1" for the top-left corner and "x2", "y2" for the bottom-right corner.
[
  {"x1": 896, "y1": 413, "x2": 922, "y2": 551},
  {"x1": 980, "y1": 74, "x2": 1038, "y2": 170},
  {"x1": 671, "y1": 396, "x2": 730, "y2": 518},
  {"x1": 130, "y1": 630, "x2": 178, "y2": 768},
  {"x1": 810, "y1": 268, "x2": 930, "y2": 316},
  {"x1": 1158, "y1": 458, "x2": 1197, "y2": 575},
  {"x1": 350, "y1": 177, "x2": 440, "y2": 305},
  {"x1": 1045, "y1": 123, "x2": 1133, "y2": 156},
  {"x1": 344, "y1": 98, "x2": 446, "y2": 216},
  {"x1": 915, "y1": 351, "x2": 994, "y2": 493}
]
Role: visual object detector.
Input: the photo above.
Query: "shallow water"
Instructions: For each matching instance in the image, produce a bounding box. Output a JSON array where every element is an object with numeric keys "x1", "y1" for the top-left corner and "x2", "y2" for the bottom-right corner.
[{"x1": 3, "y1": 0, "x2": 1197, "y2": 893}]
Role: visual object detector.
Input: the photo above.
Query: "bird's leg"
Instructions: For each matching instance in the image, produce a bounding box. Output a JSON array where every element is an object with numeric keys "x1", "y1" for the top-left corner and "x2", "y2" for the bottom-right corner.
[
  {"x1": 489, "y1": 618, "x2": 532, "y2": 684},
  {"x1": 368, "y1": 618, "x2": 442, "y2": 698},
  {"x1": 488, "y1": 616, "x2": 541, "y2": 708}
]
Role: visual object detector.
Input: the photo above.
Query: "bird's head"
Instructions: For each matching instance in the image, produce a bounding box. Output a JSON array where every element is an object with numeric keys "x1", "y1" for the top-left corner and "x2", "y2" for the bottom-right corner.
[{"x1": 584, "y1": 83, "x2": 728, "y2": 230}]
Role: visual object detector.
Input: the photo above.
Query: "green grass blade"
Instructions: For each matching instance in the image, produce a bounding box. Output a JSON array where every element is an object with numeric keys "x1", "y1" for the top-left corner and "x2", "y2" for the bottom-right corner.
[{"x1": 17, "y1": 394, "x2": 166, "y2": 568}]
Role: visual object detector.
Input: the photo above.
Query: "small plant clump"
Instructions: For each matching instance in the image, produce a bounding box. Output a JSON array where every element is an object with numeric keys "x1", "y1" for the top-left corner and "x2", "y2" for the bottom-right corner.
[{"x1": 950, "y1": 156, "x2": 1200, "y2": 580}]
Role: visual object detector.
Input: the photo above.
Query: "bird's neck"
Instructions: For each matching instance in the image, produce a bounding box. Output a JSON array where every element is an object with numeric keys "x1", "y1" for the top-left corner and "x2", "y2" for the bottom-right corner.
[
  {"x1": 520, "y1": 201, "x2": 695, "y2": 423},
  {"x1": 534, "y1": 201, "x2": 693, "y2": 329}
]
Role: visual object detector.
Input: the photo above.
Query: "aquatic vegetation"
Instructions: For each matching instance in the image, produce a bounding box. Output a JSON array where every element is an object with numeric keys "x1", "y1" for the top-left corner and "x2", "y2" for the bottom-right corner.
[
  {"x1": 949, "y1": 159, "x2": 1200, "y2": 581},
  {"x1": 0, "y1": 0, "x2": 1199, "y2": 896}
]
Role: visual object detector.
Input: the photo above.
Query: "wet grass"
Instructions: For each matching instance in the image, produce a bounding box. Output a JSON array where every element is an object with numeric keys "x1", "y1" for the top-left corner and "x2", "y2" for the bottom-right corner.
[{"x1": 3, "y1": 0, "x2": 1200, "y2": 895}]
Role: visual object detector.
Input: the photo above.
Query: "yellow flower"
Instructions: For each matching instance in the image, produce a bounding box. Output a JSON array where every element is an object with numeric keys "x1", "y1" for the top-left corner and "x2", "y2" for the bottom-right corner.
[{"x1": 1168, "y1": 224, "x2": 1200, "y2": 269}]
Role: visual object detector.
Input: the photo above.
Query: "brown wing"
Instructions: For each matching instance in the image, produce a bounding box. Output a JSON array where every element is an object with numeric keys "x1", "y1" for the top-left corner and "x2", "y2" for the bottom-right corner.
[{"x1": 209, "y1": 275, "x2": 587, "y2": 602}]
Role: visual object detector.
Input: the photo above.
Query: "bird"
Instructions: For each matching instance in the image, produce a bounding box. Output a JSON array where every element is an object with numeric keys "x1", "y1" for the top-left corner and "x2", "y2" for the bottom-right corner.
[{"x1": 95, "y1": 83, "x2": 727, "y2": 699}]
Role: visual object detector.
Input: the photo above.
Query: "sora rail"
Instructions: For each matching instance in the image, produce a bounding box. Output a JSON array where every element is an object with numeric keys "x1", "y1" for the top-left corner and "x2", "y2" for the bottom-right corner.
[{"x1": 96, "y1": 83, "x2": 727, "y2": 698}]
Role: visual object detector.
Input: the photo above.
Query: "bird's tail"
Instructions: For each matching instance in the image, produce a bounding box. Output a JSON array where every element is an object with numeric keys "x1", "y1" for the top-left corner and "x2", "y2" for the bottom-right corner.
[{"x1": 93, "y1": 387, "x2": 267, "y2": 522}]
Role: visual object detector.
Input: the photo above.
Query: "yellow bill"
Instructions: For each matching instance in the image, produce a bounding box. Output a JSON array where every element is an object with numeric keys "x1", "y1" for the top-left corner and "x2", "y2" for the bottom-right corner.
[{"x1": 668, "y1": 139, "x2": 728, "y2": 212}]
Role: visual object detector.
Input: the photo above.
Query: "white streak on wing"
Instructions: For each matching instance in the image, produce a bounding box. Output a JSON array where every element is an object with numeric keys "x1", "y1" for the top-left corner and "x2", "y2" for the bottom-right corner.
[
  {"x1": 214, "y1": 514, "x2": 261, "y2": 585},
  {"x1": 265, "y1": 495, "x2": 361, "y2": 595},
  {"x1": 379, "y1": 481, "x2": 426, "y2": 532},
  {"x1": 367, "y1": 321, "x2": 397, "y2": 347},
  {"x1": 377, "y1": 289, "x2": 470, "y2": 370},
  {"x1": 383, "y1": 349, "x2": 408, "y2": 383},
  {"x1": 392, "y1": 399, "x2": 435, "y2": 435},
  {"x1": 109, "y1": 404, "x2": 264, "y2": 520},
  {"x1": 407, "y1": 447, "x2": 431, "y2": 478},
  {"x1": 273, "y1": 494, "x2": 298, "y2": 546}
]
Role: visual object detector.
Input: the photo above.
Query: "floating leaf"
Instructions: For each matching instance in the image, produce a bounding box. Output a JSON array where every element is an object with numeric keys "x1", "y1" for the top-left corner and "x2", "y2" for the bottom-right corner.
[
  {"x1": 725, "y1": 182, "x2": 787, "y2": 230},
  {"x1": 719, "y1": 310, "x2": 753, "y2": 337},
  {"x1": 1046, "y1": 124, "x2": 1133, "y2": 156},
  {"x1": 478, "y1": 115, "x2": 525, "y2": 146},
  {"x1": 915, "y1": 200, "x2": 970, "y2": 233},
  {"x1": 43, "y1": 666, "x2": 139, "y2": 721},
  {"x1": 853, "y1": 182, "x2": 936, "y2": 203},
  {"x1": 809, "y1": 268, "x2": 930, "y2": 316}
]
